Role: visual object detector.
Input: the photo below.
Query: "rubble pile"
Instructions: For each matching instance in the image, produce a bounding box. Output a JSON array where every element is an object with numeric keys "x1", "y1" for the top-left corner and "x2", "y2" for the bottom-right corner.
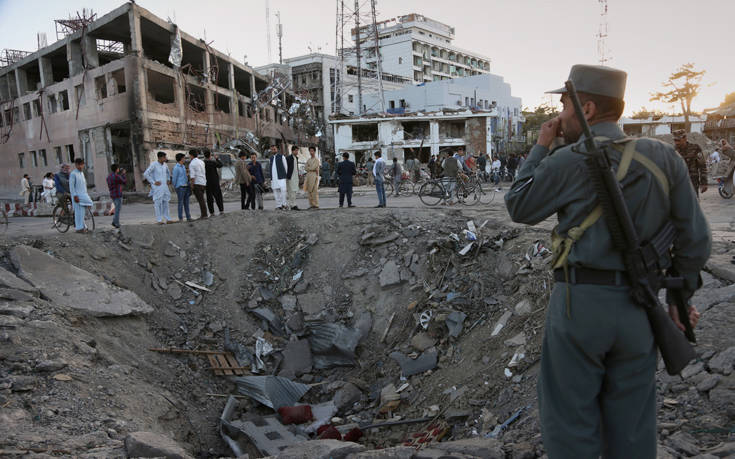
[{"x1": 0, "y1": 207, "x2": 733, "y2": 458}]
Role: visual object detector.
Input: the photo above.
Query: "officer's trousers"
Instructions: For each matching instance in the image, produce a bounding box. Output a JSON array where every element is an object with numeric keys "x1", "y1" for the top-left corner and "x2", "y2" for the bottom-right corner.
[{"x1": 539, "y1": 282, "x2": 657, "y2": 459}]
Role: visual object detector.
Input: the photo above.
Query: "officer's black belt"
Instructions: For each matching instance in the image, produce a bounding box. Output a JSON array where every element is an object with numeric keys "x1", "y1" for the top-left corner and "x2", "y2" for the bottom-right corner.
[{"x1": 553, "y1": 267, "x2": 629, "y2": 286}]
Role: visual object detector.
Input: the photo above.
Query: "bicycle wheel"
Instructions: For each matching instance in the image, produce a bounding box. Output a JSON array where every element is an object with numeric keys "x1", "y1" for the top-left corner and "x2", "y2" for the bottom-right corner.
[
  {"x1": 457, "y1": 184, "x2": 480, "y2": 206},
  {"x1": 385, "y1": 180, "x2": 394, "y2": 195},
  {"x1": 418, "y1": 181, "x2": 444, "y2": 206},
  {"x1": 0, "y1": 210, "x2": 7, "y2": 233},
  {"x1": 84, "y1": 207, "x2": 95, "y2": 231},
  {"x1": 52, "y1": 205, "x2": 71, "y2": 233},
  {"x1": 478, "y1": 186, "x2": 495, "y2": 204}
]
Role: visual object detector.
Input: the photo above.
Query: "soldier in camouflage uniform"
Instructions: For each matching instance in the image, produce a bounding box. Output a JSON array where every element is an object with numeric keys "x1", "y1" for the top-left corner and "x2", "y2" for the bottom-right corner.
[
  {"x1": 673, "y1": 129, "x2": 708, "y2": 195},
  {"x1": 505, "y1": 65, "x2": 710, "y2": 458}
]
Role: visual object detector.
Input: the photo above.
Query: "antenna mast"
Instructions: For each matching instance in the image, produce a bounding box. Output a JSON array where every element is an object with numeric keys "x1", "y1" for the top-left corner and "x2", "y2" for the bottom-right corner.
[
  {"x1": 276, "y1": 11, "x2": 283, "y2": 64},
  {"x1": 597, "y1": 0, "x2": 611, "y2": 64},
  {"x1": 265, "y1": 0, "x2": 273, "y2": 63}
]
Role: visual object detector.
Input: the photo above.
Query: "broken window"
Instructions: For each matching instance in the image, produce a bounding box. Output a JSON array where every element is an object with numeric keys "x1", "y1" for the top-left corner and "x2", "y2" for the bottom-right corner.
[
  {"x1": 13, "y1": 107, "x2": 20, "y2": 123},
  {"x1": 30, "y1": 151, "x2": 38, "y2": 167},
  {"x1": 389, "y1": 100, "x2": 395, "y2": 109},
  {"x1": 23, "y1": 102, "x2": 32, "y2": 120},
  {"x1": 39, "y1": 149, "x2": 47, "y2": 167},
  {"x1": 66, "y1": 144, "x2": 75, "y2": 162},
  {"x1": 402, "y1": 121, "x2": 428, "y2": 140},
  {"x1": 54, "y1": 146, "x2": 62, "y2": 164},
  {"x1": 48, "y1": 94, "x2": 58, "y2": 113},
  {"x1": 186, "y1": 85, "x2": 206, "y2": 112},
  {"x1": 352, "y1": 123, "x2": 378, "y2": 142},
  {"x1": 3, "y1": 109, "x2": 10, "y2": 125},
  {"x1": 32, "y1": 99, "x2": 41, "y2": 117},
  {"x1": 216, "y1": 93, "x2": 231, "y2": 113},
  {"x1": 400, "y1": 99, "x2": 406, "y2": 108},
  {"x1": 59, "y1": 90, "x2": 69, "y2": 110},
  {"x1": 147, "y1": 69, "x2": 175, "y2": 104},
  {"x1": 109, "y1": 69, "x2": 125, "y2": 95},
  {"x1": 95, "y1": 75, "x2": 108, "y2": 99},
  {"x1": 348, "y1": 94, "x2": 354, "y2": 103},
  {"x1": 439, "y1": 121, "x2": 465, "y2": 139},
  {"x1": 18, "y1": 153, "x2": 25, "y2": 168},
  {"x1": 398, "y1": 57, "x2": 403, "y2": 65}
]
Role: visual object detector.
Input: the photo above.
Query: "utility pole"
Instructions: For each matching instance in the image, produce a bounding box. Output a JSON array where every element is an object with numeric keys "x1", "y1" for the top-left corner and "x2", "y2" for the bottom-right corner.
[
  {"x1": 370, "y1": 0, "x2": 385, "y2": 113},
  {"x1": 276, "y1": 11, "x2": 283, "y2": 64},
  {"x1": 354, "y1": 0, "x2": 362, "y2": 115}
]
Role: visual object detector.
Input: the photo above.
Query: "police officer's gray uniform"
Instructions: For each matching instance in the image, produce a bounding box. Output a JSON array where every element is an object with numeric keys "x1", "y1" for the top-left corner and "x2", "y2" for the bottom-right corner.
[{"x1": 505, "y1": 65, "x2": 711, "y2": 458}]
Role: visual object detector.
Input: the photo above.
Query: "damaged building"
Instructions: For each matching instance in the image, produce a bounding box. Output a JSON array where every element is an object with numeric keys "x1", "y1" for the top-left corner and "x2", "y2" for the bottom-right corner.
[
  {"x1": 0, "y1": 3, "x2": 313, "y2": 194},
  {"x1": 330, "y1": 110, "x2": 496, "y2": 164}
]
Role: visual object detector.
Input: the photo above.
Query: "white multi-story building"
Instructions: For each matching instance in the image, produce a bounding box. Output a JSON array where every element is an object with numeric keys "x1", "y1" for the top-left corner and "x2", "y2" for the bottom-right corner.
[
  {"x1": 361, "y1": 74, "x2": 523, "y2": 153},
  {"x1": 350, "y1": 13, "x2": 491, "y2": 85}
]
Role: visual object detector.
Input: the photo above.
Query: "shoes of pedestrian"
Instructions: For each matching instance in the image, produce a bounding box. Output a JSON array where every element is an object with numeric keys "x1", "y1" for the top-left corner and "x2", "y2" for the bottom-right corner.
[
  {"x1": 291, "y1": 206, "x2": 300, "y2": 210},
  {"x1": 348, "y1": 205, "x2": 355, "y2": 208},
  {"x1": 339, "y1": 205, "x2": 343, "y2": 208},
  {"x1": 187, "y1": 218, "x2": 194, "y2": 222},
  {"x1": 219, "y1": 212, "x2": 225, "y2": 215},
  {"x1": 75, "y1": 229, "x2": 88, "y2": 234}
]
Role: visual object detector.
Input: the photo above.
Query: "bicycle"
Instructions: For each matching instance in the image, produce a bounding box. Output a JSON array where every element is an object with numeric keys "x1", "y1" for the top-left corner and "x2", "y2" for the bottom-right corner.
[
  {"x1": 418, "y1": 177, "x2": 457, "y2": 206},
  {"x1": 456, "y1": 172, "x2": 495, "y2": 205},
  {"x1": 52, "y1": 195, "x2": 95, "y2": 233}
]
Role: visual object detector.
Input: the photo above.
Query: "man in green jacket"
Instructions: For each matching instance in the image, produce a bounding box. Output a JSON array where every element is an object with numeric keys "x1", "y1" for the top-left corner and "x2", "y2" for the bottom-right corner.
[{"x1": 505, "y1": 65, "x2": 711, "y2": 458}]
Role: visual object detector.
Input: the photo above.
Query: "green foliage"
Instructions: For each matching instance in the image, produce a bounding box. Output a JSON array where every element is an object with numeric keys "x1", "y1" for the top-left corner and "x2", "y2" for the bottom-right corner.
[{"x1": 631, "y1": 107, "x2": 667, "y2": 120}]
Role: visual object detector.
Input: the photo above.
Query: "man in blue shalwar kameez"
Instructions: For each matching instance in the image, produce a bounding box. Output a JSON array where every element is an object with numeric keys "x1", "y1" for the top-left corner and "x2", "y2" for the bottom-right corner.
[{"x1": 69, "y1": 158, "x2": 93, "y2": 233}]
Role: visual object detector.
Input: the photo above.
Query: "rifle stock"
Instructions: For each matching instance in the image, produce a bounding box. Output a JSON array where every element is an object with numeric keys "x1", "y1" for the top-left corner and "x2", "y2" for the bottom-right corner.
[{"x1": 564, "y1": 80, "x2": 696, "y2": 375}]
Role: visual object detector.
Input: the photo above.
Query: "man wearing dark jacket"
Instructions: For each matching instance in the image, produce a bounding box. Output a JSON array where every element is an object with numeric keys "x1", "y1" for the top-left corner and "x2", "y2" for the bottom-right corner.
[
  {"x1": 247, "y1": 153, "x2": 265, "y2": 210},
  {"x1": 203, "y1": 149, "x2": 224, "y2": 215},
  {"x1": 336, "y1": 152, "x2": 356, "y2": 207}
]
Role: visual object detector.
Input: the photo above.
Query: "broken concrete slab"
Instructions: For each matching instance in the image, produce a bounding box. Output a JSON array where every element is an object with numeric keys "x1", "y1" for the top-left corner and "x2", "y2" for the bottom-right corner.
[
  {"x1": 274, "y1": 439, "x2": 364, "y2": 459},
  {"x1": 445, "y1": 311, "x2": 467, "y2": 338},
  {"x1": 390, "y1": 350, "x2": 438, "y2": 377},
  {"x1": 491, "y1": 311, "x2": 513, "y2": 337},
  {"x1": 708, "y1": 346, "x2": 735, "y2": 375},
  {"x1": 307, "y1": 321, "x2": 362, "y2": 369},
  {"x1": 167, "y1": 283, "x2": 182, "y2": 301},
  {"x1": 280, "y1": 295, "x2": 298, "y2": 312},
  {"x1": 232, "y1": 415, "x2": 308, "y2": 457},
  {"x1": 514, "y1": 299, "x2": 532, "y2": 316},
  {"x1": 124, "y1": 431, "x2": 193, "y2": 459},
  {"x1": 424, "y1": 437, "x2": 504, "y2": 459},
  {"x1": 279, "y1": 339, "x2": 313, "y2": 378},
  {"x1": 333, "y1": 382, "x2": 362, "y2": 412},
  {"x1": 0, "y1": 266, "x2": 37, "y2": 294},
  {"x1": 0, "y1": 302, "x2": 35, "y2": 319},
  {"x1": 360, "y1": 231, "x2": 400, "y2": 246},
  {"x1": 690, "y1": 283, "x2": 735, "y2": 313},
  {"x1": 504, "y1": 332, "x2": 526, "y2": 347},
  {"x1": 297, "y1": 291, "x2": 324, "y2": 316},
  {"x1": 379, "y1": 260, "x2": 405, "y2": 289},
  {"x1": 9, "y1": 246, "x2": 153, "y2": 317},
  {"x1": 410, "y1": 332, "x2": 436, "y2": 352}
]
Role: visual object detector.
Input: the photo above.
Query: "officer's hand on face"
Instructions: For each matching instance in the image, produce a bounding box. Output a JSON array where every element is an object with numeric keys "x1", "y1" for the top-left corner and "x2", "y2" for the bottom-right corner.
[
  {"x1": 537, "y1": 117, "x2": 561, "y2": 149},
  {"x1": 668, "y1": 304, "x2": 700, "y2": 331}
]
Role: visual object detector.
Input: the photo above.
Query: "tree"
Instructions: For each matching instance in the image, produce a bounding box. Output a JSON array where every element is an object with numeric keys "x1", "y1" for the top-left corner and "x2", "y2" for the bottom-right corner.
[
  {"x1": 631, "y1": 107, "x2": 666, "y2": 120},
  {"x1": 650, "y1": 63, "x2": 706, "y2": 133},
  {"x1": 522, "y1": 104, "x2": 558, "y2": 144}
]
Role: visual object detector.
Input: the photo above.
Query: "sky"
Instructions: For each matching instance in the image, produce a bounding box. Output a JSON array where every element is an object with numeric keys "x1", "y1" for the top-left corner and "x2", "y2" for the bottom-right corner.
[{"x1": 1, "y1": 0, "x2": 733, "y2": 115}]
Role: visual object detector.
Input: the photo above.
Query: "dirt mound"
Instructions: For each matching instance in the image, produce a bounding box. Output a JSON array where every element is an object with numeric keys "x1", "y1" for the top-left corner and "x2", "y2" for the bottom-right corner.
[{"x1": 0, "y1": 207, "x2": 733, "y2": 458}]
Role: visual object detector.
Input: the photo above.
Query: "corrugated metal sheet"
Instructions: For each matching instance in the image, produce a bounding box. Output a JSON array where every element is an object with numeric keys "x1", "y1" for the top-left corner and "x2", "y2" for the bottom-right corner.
[
  {"x1": 307, "y1": 321, "x2": 362, "y2": 369},
  {"x1": 233, "y1": 375, "x2": 310, "y2": 410}
]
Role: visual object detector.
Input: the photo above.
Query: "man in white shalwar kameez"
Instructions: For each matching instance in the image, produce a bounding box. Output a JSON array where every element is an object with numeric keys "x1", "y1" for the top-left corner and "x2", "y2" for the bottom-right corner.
[
  {"x1": 268, "y1": 144, "x2": 289, "y2": 209},
  {"x1": 69, "y1": 158, "x2": 93, "y2": 233},
  {"x1": 143, "y1": 151, "x2": 172, "y2": 224}
]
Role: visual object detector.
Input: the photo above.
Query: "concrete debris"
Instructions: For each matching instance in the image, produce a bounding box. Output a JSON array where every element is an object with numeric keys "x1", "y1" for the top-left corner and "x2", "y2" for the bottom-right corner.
[
  {"x1": 224, "y1": 327, "x2": 254, "y2": 368},
  {"x1": 280, "y1": 294, "x2": 298, "y2": 311},
  {"x1": 504, "y1": 332, "x2": 526, "y2": 347},
  {"x1": 9, "y1": 245, "x2": 153, "y2": 317},
  {"x1": 0, "y1": 265, "x2": 38, "y2": 294},
  {"x1": 514, "y1": 299, "x2": 533, "y2": 316},
  {"x1": 124, "y1": 431, "x2": 193, "y2": 459},
  {"x1": 390, "y1": 350, "x2": 438, "y2": 377},
  {"x1": 491, "y1": 311, "x2": 513, "y2": 337},
  {"x1": 279, "y1": 338, "x2": 313, "y2": 378},
  {"x1": 410, "y1": 332, "x2": 436, "y2": 352},
  {"x1": 250, "y1": 307, "x2": 286, "y2": 337},
  {"x1": 445, "y1": 310, "x2": 467, "y2": 338},
  {"x1": 273, "y1": 439, "x2": 365, "y2": 459},
  {"x1": 233, "y1": 376, "x2": 311, "y2": 410},
  {"x1": 333, "y1": 382, "x2": 363, "y2": 412},
  {"x1": 708, "y1": 346, "x2": 735, "y2": 375},
  {"x1": 379, "y1": 260, "x2": 405, "y2": 288},
  {"x1": 254, "y1": 337, "x2": 274, "y2": 372}
]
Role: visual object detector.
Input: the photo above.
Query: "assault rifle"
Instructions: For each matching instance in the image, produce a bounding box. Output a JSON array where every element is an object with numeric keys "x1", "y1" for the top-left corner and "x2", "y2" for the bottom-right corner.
[{"x1": 565, "y1": 80, "x2": 696, "y2": 375}]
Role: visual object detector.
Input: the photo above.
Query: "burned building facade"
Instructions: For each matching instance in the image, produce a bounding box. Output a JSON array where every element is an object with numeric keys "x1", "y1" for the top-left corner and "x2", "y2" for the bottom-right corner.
[{"x1": 0, "y1": 3, "x2": 312, "y2": 194}]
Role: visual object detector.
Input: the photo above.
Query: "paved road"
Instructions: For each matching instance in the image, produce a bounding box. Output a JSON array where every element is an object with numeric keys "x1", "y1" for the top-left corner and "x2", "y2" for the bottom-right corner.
[
  {"x1": 4, "y1": 186, "x2": 731, "y2": 241},
  {"x1": 2, "y1": 186, "x2": 505, "y2": 238}
]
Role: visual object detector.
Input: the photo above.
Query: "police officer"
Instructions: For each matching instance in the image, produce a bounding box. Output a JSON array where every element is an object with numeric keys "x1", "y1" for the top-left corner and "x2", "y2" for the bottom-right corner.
[
  {"x1": 673, "y1": 129, "x2": 707, "y2": 195},
  {"x1": 505, "y1": 65, "x2": 711, "y2": 458}
]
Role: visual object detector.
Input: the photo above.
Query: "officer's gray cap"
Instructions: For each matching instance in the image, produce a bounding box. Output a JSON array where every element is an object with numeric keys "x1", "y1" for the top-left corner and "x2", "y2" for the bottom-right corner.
[{"x1": 547, "y1": 64, "x2": 627, "y2": 99}]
